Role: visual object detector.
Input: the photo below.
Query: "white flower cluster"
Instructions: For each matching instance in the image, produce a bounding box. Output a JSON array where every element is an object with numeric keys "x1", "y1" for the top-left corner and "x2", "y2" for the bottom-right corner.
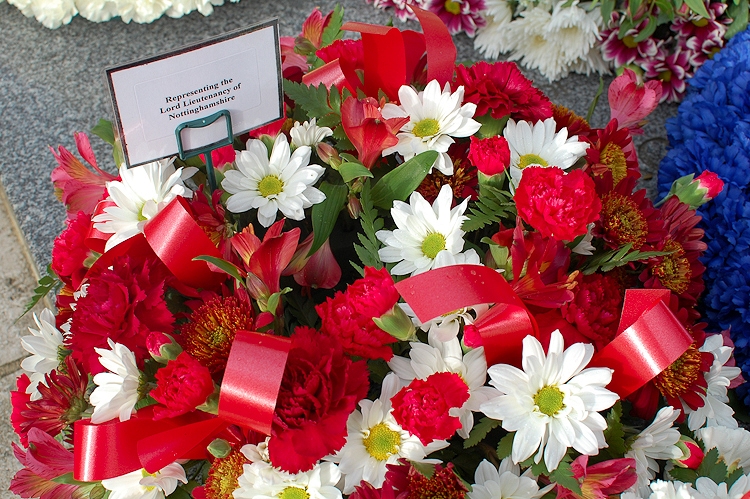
[
  {"x1": 475, "y1": 0, "x2": 608, "y2": 80},
  {"x1": 6, "y1": 0, "x2": 235, "y2": 29}
]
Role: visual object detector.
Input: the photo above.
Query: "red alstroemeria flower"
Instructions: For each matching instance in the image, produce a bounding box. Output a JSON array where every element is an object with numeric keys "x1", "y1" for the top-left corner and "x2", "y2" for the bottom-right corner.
[
  {"x1": 280, "y1": 37, "x2": 308, "y2": 81},
  {"x1": 300, "y1": 8, "x2": 332, "y2": 50},
  {"x1": 608, "y1": 68, "x2": 662, "y2": 134},
  {"x1": 231, "y1": 219, "x2": 300, "y2": 309},
  {"x1": 557, "y1": 455, "x2": 637, "y2": 499},
  {"x1": 341, "y1": 96, "x2": 409, "y2": 169},
  {"x1": 50, "y1": 132, "x2": 117, "y2": 218},
  {"x1": 285, "y1": 232, "x2": 342, "y2": 289}
]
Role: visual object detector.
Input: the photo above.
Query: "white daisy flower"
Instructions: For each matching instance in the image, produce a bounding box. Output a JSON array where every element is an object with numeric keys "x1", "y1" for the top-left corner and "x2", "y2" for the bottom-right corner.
[
  {"x1": 89, "y1": 339, "x2": 142, "y2": 424},
  {"x1": 388, "y1": 335, "x2": 498, "y2": 439},
  {"x1": 503, "y1": 117, "x2": 588, "y2": 188},
  {"x1": 625, "y1": 406, "x2": 683, "y2": 497},
  {"x1": 648, "y1": 480, "x2": 701, "y2": 499},
  {"x1": 686, "y1": 334, "x2": 742, "y2": 431},
  {"x1": 468, "y1": 459, "x2": 552, "y2": 499},
  {"x1": 93, "y1": 159, "x2": 196, "y2": 252},
  {"x1": 474, "y1": 0, "x2": 514, "y2": 59},
  {"x1": 480, "y1": 330, "x2": 619, "y2": 471},
  {"x1": 695, "y1": 426, "x2": 750, "y2": 471},
  {"x1": 695, "y1": 475, "x2": 750, "y2": 499},
  {"x1": 290, "y1": 118, "x2": 334, "y2": 149},
  {"x1": 222, "y1": 134, "x2": 326, "y2": 227},
  {"x1": 235, "y1": 456, "x2": 342, "y2": 499},
  {"x1": 376, "y1": 185, "x2": 478, "y2": 276},
  {"x1": 381, "y1": 79, "x2": 481, "y2": 175},
  {"x1": 101, "y1": 462, "x2": 187, "y2": 499},
  {"x1": 20, "y1": 308, "x2": 64, "y2": 401},
  {"x1": 401, "y1": 302, "x2": 489, "y2": 343},
  {"x1": 327, "y1": 373, "x2": 449, "y2": 494}
]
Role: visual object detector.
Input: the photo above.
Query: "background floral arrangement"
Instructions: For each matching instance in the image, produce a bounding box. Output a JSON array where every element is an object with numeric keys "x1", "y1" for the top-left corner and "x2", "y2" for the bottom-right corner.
[
  {"x1": 657, "y1": 26, "x2": 750, "y2": 411},
  {"x1": 9, "y1": 6, "x2": 750, "y2": 499},
  {"x1": 366, "y1": 0, "x2": 749, "y2": 102}
]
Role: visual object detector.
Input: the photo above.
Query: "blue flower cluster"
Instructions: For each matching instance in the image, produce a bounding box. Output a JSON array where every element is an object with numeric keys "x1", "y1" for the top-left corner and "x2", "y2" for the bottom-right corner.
[{"x1": 658, "y1": 27, "x2": 750, "y2": 406}]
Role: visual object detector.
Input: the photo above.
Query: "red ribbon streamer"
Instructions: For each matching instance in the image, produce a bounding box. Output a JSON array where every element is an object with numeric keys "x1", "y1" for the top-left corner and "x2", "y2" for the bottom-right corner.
[
  {"x1": 86, "y1": 196, "x2": 224, "y2": 289},
  {"x1": 74, "y1": 331, "x2": 291, "y2": 481},
  {"x1": 589, "y1": 289, "x2": 693, "y2": 398},
  {"x1": 303, "y1": 6, "x2": 455, "y2": 100},
  {"x1": 395, "y1": 265, "x2": 539, "y2": 367}
]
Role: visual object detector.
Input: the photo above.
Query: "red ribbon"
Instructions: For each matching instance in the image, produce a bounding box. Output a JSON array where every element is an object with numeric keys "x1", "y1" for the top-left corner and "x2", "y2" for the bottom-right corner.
[
  {"x1": 302, "y1": 6, "x2": 456, "y2": 101},
  {"x1": 87, "y1": 196, "x2": 224, "y2": 289},
  {"x1": 589, "y1": 289, "x2": 693, "y2": 398},
  {"x1": 74, "y1": 330, "x2": 291, "y2": 481},
  {"x1": 395, "y1": 265, "x2": 539, "y2": 368}
]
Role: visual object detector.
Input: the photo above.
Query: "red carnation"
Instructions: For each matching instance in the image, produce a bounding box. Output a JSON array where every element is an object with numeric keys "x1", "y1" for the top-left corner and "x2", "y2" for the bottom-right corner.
[
  {"x1": 68, "y1": 253, "x2": 175, "y2": 374},
  {"x1": 468, "y1": 135, "x2": 510, "y2": 176},
  {"x1": 268, "y1": 326, "x2": 369, "y2": 474},
  {"x1": 391, "y1": 372, "x2": 469, "y2": 445},
  {"x1": 51, "y1": 211, "x2": 93, "y2": 289},
  {"x1": 515, "y1": 167, "x2": 601, "y2": 242},
  {"x1": 150, "y1": 352, "x2": 215, "y2": 420},
  {"x1": 316, "y1": 266, "x2": 400, "y2": 360},
  {"x1": 561, "y1": 273, "x2": 624, "y2": 350},
  {"x1": 454, "y1": 61, "x2": 552, "y2": 122}
]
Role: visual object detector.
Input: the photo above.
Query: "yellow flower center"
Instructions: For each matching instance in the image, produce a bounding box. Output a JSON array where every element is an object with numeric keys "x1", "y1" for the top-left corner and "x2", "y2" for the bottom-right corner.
[
  {"x1": 601, "y1": 193, "x2": 649, "y2": 250},
  {"x1": 518, "y1": 154, "x2": 548, "y2": 169},
  {"x1": 279, "y1": 487, "x2": 310, "y2": 499},
  {"x1": 258, "y1": 175, "x2": 284, "y2": 197},
  {"x1": 444, "y1": 0, "x2": 462, "y2": 14},
  {"x1": 412, "y1": 118, "x2": 441, "y2": 138},
  {"x1": 622, "y1": 35, "x2": 638, "y2": 48},
  {"x1": 363, "y1": 422, "x2": 401, "y2": 461},
  {"x1": 659, "y1": 70, "x2": 673, "y2": 83},
  {"x1": 652, "y1": 240, "x2": 691, "y2": 294},
  {"x1": 653, "y1": 342, "x2": 703, "y2": 398},
  {"x1": 534, "y1": 385, "x2": 565, "y2": 416},
  {"x1": 421, "y1": 232, "x2": 447, "y2": 259},
  {"x1": 600, "y1": 142, "x2": 628, "y2": 186},
  {"x1": 692, "y1": 17, "x2": 709, "y2": 27}
]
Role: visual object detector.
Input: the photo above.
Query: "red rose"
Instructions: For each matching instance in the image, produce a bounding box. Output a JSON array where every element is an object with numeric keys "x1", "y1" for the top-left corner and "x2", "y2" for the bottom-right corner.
[
  {"x1": 515, "y1": 167, "x2": 601, "y2": 242},
  {"x1": 69, "y1": 253, "x2": 175, "y2": 374},
  {"x1": 51, "y1": 211, "x2": 93, "y2": 289},
  {"x1": 150, "y1": 352, "x2": 215, "y2": 420},
  {"x1": 268, "y1": 326, "x2": 369, "y2": 474},
  {"x1": 316, "y1": 267, "x2": 400, "y2": 360},
  {"x1": 390, "y1": 372, "x2": 470, "y2": 445},
  {"x1": 468, "y1": 135, "x2": 510, "y2": 176}
]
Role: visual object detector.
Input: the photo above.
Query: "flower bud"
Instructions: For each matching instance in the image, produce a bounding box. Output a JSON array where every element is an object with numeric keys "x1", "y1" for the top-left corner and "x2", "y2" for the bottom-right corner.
[
  {"x1": 316, "y1": 142, "x2": 342, "y2": 168},
  {"x1": 147, "y1": 332, "x2": 182, "y2": 363},
  {"x1": 672, "y1": 435, "x2": 704, "y2": 469},
  {"x1": 662, "y1": 171, "x2": 724, "y2": 209},
  {"x1": 373, "y1": 304, "x2": 417, "y2": 341},
  {"x1": 347, "y1": 194, "x2": 363, "y2": 219},
  {"x1": 207, "y1": 438, "x2": 233, "y2": 459}
]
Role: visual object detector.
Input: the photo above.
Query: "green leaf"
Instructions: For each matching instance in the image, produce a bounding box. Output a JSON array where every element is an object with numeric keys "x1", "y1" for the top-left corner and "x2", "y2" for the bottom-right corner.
[
  {"x1": 266, "y1": 287, "x2": 292, "y2": 316},
  {"x1": 339, "y1": 162, "x2": 374, "y2": 182},
  {"x1": 352, "y1": 180, "x2": 385, "y2": 269},
  {"x1": 586, "y1": 77, "x2": 605, "y2": 123},
  {"x1": 18, "y1": 265, "x2": 60, "y2": 321},
  {"x1": 370, "y1": 151, "x2": 438, "y2": 209},
  {"x1": 193, "y1": 255, "x2": 244, "y2": 283},
  {"x1": 91, "y1": 119, "x2": 116, "y2": 145},
  {"x1": 726, "y1": 0, "x2": 749, "y2": 38},
  {"x1": 321, "y1": 4, "x2": 345, "y2": 47},
  {"x1": 581, "y1": 244, "x2": 673, "y2": 274},
  {"x1": 628, "y1": 0, "x2": 642, "y2": 18},
  {"x1": 475, "y1": 114, "x2": 509, "y2": 138},
  {"x1": 604, "y1": 401, "x2": 627, "y2": 456},
  {"x1": 496, "y1": 432, "x2": 514, "y2": 460},
  {"x1": 462, "y1": 182, "x2": 515, "y2": 232},
  {"x1": 284, "y1": 80, "x2": 336, "y2": 120},
  {"x1": 601, "y1": 0, "x2": 616, "y2": 24},
  {"x1": 550, "y1": 461, "x2": 582, "y2": 495},
  {"x1": 464, "y1": 417, "x2": 502, "y2": 449},
  {"x1": 134, "y1": 395, "x2": 158, "y2": 410},
  {"x1": 633, "y1": 16, "x2": 658, "y2": 42},
  {"x1": 697, "y1": 448, "x2": 721, "y2": 477},
  {"x1": 669, "y1": 466, "x2": 699, "y2": 484},
  {"x1": 310, "y1": 181, "x2": 348, "y2": 255},
  {"x1": 618, "y1": 16, "x2": 636, "y2": 38},
  {"x1": 683, "y1": 0, "x2": 710, "y2": 18},
  {"x1": 726, "y1": 468, "x2": 745, "y2": 488}
]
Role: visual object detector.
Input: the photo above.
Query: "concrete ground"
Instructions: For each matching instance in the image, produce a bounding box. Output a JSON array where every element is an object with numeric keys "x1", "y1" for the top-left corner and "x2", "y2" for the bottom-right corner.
[{"x1": 0, "y1": 0, "x2": 678, "y2": 496}]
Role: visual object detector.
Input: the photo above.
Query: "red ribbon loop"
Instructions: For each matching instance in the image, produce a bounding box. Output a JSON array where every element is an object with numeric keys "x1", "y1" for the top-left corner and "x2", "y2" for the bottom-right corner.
[
  {"x1": 589, "y1": 289, "x2": 693, "y2": 398},
  {"x1": 395, "y1": 265, "x2": 538, "y2": 367}
]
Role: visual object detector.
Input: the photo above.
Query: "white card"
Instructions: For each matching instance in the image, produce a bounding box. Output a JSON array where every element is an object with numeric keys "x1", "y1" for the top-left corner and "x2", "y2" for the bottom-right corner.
[{"x1": 107, "y1": 20, "x2": 283, "y2": 167}]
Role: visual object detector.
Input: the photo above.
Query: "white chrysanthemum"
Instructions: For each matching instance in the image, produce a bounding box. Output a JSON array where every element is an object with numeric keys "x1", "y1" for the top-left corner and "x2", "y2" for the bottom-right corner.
[
  {"x1": 89, "y1": 339, "x2": 141, "y2": 424},
  {"x1": 695, "y1": 475, "x2": 750, "y2": 499},
  {"x1": 474, "y1": 0, "x2": 514, "y2": 59},
  {"x1": 503, "y1": 117, "x2": 588, "y2": 188},
  {"x1": 388, "y1": 336, "x2": 498, "y2": 438},
  {"x1": 235, "y1": 456, "x2": 342, "y2": 499},
  {"x1": 687, "y1": 334, "x2": 742, "y2": 431},
  {"x1": 649, "y1": 480, "x2": 701, "y2": 499},
  {"x1": 74, "y1": 0, "x2": 116, "y2": 21},
  {"x1": 27, "y1": 0, "x2": 77, "y2": 28},
  {"x1": 695, "y1": 426, "x2": 750, "y2": 471},
  {"x1": 116, "y1": 0, "x2": 170, "y2": 23},
  {"x1": 381, "y1": 79, "x2": 480, "y2": 175},
  {"x1": 222, "y1": 134, "x2": 326, "y2": 227},
  {"x1": 290, "y1": 118, "x2": 334, "y2": 149},
  {"x1": 93, "y1": 159, "x2": 196, "y2": 252},
  {"x1": 480, "y1": 330, "x2": 619, "y2": 471},
  {"x1": 20, "y1": 309, "x2": 64, "y2": 401},
  {"x1": 7, "y1": 0, "x2": 35, "y2": 18},
  {"x1": 101, "y1": 462, "x2": 187, "y2": 499},
  {"x1": 327, "y1": 373, "x2": 449, "y2": 494},
  {"x1": 165, "y1": 0, "x2": 221, "y2": 17},
  {"x1": 468, "y1": 459, "x2": 552, "y2": 499},
  {"x1": 376, "y1": 185, "x2": 477, "y2": 276},
  {"x1": 625, "y1": 406, "x2": 682, "y2": 497},
  {"x1": 401, "y1": 302, "x2": 489, "y2": 342},
  {"x1": 543, "y1": 1, "x2": 601, "y2": 71}
]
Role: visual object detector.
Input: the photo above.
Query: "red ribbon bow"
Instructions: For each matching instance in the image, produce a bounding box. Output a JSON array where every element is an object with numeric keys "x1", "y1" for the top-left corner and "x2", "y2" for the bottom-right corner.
[{"x1": 74, "y1": 330, "x2": 291, "y2": 481}]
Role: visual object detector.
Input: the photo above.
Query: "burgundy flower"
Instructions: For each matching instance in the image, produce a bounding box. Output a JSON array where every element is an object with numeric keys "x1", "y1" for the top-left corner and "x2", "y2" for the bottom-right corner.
[
  {"x1": 561, "y1": 273, "x2": 624, "y2": 350},
  {"x1": 150, "y1": 352, "x2": 215, "y2": 420},
  {"x1": 268, "y1": 326, "x2": 369, "y2": 473},
  {"x1": 386, "y1": 460, "x2": 468, "y2": 499}
]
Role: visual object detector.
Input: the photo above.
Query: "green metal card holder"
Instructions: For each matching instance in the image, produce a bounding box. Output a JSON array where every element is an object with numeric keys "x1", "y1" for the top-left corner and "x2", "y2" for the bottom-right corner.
[{"x1": 175, "y1": 109, "x2": 233, "y2": 192}]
